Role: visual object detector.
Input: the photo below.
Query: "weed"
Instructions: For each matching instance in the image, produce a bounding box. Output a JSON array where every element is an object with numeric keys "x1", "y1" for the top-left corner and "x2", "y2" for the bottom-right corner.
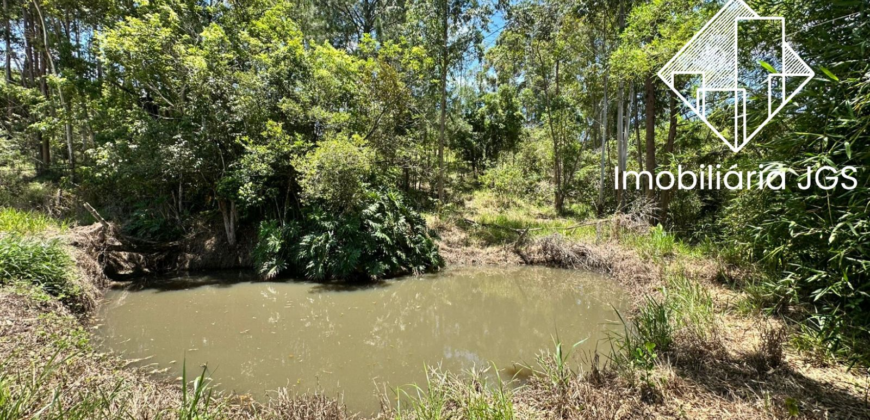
[
  {"x1": 611, "y1": 298, "x2": 671, "y2": 379},
  {"x1": 627, "y1": 224, "x2": 676, "y2": 261},
  {"x1": 749, "y1": 323, "x2": 787, "y2": 373},
  {"x1": 179, "y1": 360, "x2": 219, "y2": 420},
  {"x1": 390, "y1": 365, "x2": 515, "y2": 420},
  {"x1": 664, "y1": 273, "x2": 715, "y2": 342},
  {"x1": 534, "y1": 338, "x2": 582, "y2": 393}
]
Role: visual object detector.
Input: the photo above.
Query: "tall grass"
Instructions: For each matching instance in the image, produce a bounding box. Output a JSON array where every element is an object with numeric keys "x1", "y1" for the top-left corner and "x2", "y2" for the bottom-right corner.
[
  {"x1": 0, "y1": 353, "x2": 220, "y2": 420},
  {"x1": 179, "y1": 361, "x2": 219, "y2": 420},
  {"x1": 664, "y1": 273, "x2": 716, "y2": 341},
  {"x1": 0, "y1": 350, "x2": 128, "y2": 420},
  {"x1": 392, "y1": 365, "x2": 515, "y2": 420},
  {"x1": 0, "y1": 235, "x2": 79, "y2": 301},
  {"x1": 0, "y1": 207, "x2": 66, "y2": 235},
  {"x1": 624, "y1": 224, "x2": 676, "y2": 261},
  {"x1": 611, "y1": 297, "x2": 672, "y2": 371},
  {"x1": 612, "y1": 273, "x2": 716, "y2": 371}
]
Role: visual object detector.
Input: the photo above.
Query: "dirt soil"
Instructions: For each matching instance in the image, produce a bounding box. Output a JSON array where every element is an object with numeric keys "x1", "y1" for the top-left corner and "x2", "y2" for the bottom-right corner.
[{"x1": 69, "y1": 221, "x2": 255, "y2": 281}]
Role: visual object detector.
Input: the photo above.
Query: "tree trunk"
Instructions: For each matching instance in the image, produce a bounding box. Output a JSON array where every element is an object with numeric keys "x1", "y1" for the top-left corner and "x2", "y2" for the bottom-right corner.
[
  {"x1": 437, "y1": 0, "x2": 448, "y2": 203},
  {"x1": 35, "y1": 14, "x2": 51, "y2": 173},
  {"x1": 616, "y1": 81, "x2": 626, "y2": 209},
  {"x1": 644, "y1": 75, "x2": 657, "y2": 207},
  {"x1": 660, "y1": 92, "x2": 678, "y2": 222},
  {"x1": 598, "y1": 72, "x2": 609, "y2": 215},
  {"x1": 3, "y1": 0, "x2": 10, "y2": 83},
  {"x1": 33, "y1": 0, "x2": 75, "y2": 181},
  {"x1": 538, "y1": 50, "x2": 563, "y2": 215},
  {"x1": 219, "y1": 199, "x2": 237, "y2": 247},
  {"x1": 634, "y1": 82, "x2": 643, "y2": 172}
]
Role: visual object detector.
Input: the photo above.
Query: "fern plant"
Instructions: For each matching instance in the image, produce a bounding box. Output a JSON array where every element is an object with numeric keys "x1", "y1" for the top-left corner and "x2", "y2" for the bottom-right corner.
[{"x1": 254, "y1": 190, "x2": 443, "y2": 281}]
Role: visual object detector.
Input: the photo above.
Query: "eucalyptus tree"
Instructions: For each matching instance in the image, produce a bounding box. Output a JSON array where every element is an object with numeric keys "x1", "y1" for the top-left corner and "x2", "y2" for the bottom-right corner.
[
  {"x1": 406, "y1": 0, "x2": 489, "y2": 202},
  {"x1": 611, "y1": 0, "x2": 711, "y2": 218},
  {"x1": 492, "y1": 0, "x2": 616, "y2": 214},
  {"x1": 317, "y1": 0, "x2": 409, "y2": 48}
]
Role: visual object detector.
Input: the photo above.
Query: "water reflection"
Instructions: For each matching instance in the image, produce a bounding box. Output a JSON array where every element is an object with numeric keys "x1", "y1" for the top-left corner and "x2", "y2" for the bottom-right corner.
[{"x1": 95, "y1": 266, "x2": 628, "y2": 414}]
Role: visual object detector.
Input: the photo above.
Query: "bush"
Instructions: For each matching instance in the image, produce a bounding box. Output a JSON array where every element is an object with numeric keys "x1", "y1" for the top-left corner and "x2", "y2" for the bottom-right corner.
[
  {"x1": 294, "y1": 136, "x2": 374, "y2": 212},
  {"x1": 480, "y1": 161, "x2": 529, "y2": 205},
  {"x1": 613, "y1": 297, "x2": 672, "y2": 372},
  {"x1": 254, "y1": 190, "x2": 443, "y2": 281},
  {"x1": 123, "y1": 207, "x2": 183, "y2": 241}
]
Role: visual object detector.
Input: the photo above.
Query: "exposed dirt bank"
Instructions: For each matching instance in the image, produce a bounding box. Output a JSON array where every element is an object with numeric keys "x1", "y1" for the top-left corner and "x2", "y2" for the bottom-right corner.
[{"x1": 70, "y1": 221, "x2": 255, "y2": 281}]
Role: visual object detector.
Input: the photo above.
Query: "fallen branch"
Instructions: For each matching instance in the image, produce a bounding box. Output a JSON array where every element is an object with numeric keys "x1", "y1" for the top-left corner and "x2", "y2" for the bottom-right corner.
[{"x1": 83, "y1": 202, "x2": 108, "y2": 230}]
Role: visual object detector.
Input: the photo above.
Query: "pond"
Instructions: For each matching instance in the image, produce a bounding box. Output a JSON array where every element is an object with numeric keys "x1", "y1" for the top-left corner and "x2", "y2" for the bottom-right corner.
[{"x1": 93, "y1": 266, "x2": 629, "y2": 414}]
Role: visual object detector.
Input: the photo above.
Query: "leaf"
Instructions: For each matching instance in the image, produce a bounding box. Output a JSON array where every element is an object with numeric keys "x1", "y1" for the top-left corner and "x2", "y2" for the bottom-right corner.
[
  {"x1": 758, "y1": 60, "x2": 776, "y2": 74},
  {"x1": 819, "y1": 66, "x2": 839, "y2": 82}
]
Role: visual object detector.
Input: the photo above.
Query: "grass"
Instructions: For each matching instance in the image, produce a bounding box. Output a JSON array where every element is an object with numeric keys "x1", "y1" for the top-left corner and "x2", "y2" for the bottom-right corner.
[
  {"x1": 0, "y1": 207, "x2": 67, "y2": 236},
  {"x1": 612, "y1": 297, "x2": 672, "y2": 373},
  {"x1": 611, "y1": 271, "x2": 717, "y2": 373},
  {"x1": 0, "y1": 235, "x2": 80, "y2": 302},
  {"x1": 0, "y1": 207, "x2": 88, "y2": 309},
  {"x1": 390, "y1": 365, "x2": 516, "y2": 420},
  {"x1": 0, "y1": 352, "x2": 221, "y2": 420},
  {"x1": 664, "y1": 272, "x2": 716, "y2": 342}
]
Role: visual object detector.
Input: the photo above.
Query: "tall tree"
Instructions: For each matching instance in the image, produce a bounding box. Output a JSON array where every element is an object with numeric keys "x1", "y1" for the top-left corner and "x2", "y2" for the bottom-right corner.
[{"x1": 407, "y1": 0, "x2": 488, "y2": 202}]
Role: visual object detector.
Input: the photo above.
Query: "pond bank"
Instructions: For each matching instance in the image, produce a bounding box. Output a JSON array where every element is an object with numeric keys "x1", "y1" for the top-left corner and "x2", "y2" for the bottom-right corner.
[{"x1": 1, "y1": 216, "x2": 868, "y2": 419}]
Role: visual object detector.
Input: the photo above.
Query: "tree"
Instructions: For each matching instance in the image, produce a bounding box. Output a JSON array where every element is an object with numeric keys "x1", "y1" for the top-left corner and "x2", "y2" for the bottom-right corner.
[
  {"x1": 611, "y1": 0, "x2": 711, "y2": 217},
  {"x1": 406, "y1": 0, "x2": 489, "y2": 203}
]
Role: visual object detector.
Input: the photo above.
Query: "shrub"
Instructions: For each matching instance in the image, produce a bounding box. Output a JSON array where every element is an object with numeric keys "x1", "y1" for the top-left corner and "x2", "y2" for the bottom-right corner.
[
  {"x1": 123, "y1": 207, "x2": 183, "y2": 241},
  {"x1": 252, "y1": 220, "x2": 301, "y2": 281},
  {"x1": 254, "y1": 190, "x2": 443, "y2": 281},
  {"x1": 480, "y1": 161, "x2": 529, "y2": 205},
  {"x1": 294, "y1": 136, "x2": 374, "y2": 212},
  {"x1": 613, "y1": 297, "x2": 673, "y2": 371}
]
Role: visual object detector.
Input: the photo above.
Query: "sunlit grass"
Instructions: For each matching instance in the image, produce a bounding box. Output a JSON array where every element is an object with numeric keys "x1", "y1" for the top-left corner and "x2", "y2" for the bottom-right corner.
[
  {"x1": 664, "y1": 272, "x2": 716, "y2": 341},
  {"x1": 0, "y1": 234, "x2": 79, "y2": 301},
  {"x1": 0, "y1": 353, "x2": 220, "y2": 420},
  {"x1": 391, "y1": 364, "x2": 516, "y2": 420},
  {"x1": 0, "y1": 207, "x2": 67, "y2": 236}
]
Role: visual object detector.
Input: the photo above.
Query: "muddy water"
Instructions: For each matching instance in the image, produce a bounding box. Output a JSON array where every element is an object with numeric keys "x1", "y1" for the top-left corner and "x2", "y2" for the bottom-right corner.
[{"x1": 94, "y1": 266, "x2": 628, "y2": 414}]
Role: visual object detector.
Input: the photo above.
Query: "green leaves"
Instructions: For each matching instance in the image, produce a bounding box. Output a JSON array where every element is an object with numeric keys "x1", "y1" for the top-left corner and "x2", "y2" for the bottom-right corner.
[
  {"x1": 0, "y1": 235, "x2": 79, "y2": 301},
  {"x1": 253, "y1": 190, "x2": 442, "y2": 281},
  {"x1": 758, "y1": 60, "x2": 777, "y2": 74},
  {"x1": 819, "y1": 66, "x2": 839, "y2": 82}
]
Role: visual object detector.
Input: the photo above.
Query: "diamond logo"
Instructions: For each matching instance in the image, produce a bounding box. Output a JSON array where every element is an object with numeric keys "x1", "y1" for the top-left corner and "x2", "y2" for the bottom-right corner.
[{"x1": 658, "y1": 0, "x2": 814, "y2": 152}]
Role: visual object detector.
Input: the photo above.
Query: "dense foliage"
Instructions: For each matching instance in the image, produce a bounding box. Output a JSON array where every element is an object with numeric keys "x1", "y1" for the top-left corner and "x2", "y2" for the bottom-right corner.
[
  {"x1": 254, "y1": 190, "x2": 442, "y2": 281},
  {"x1": 0, "y1": 0, "x2": 868, "y2": 355}
]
